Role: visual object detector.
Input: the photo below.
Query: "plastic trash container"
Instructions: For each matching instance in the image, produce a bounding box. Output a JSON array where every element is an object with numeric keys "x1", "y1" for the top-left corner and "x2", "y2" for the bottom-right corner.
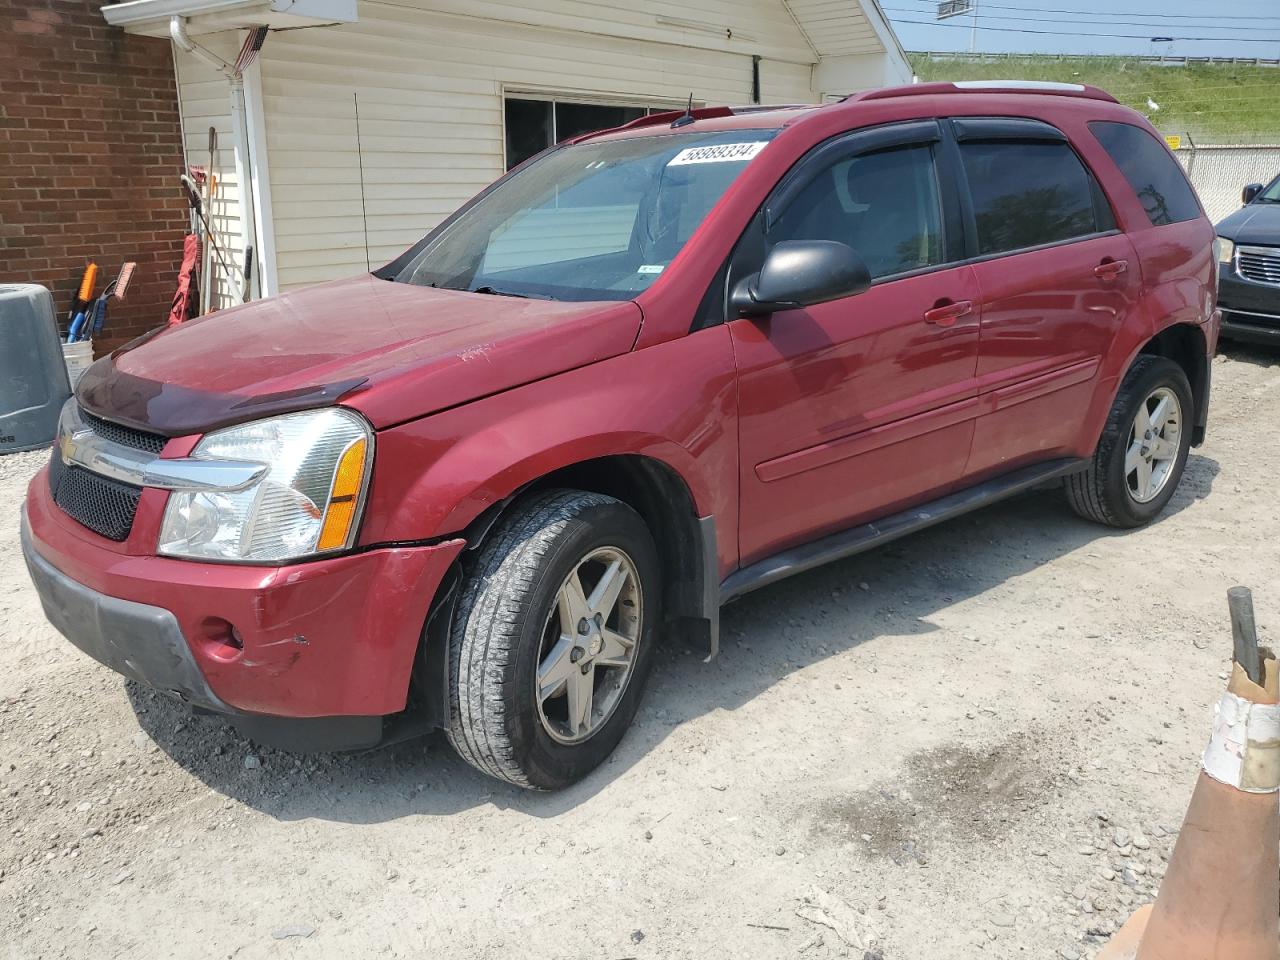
[{"x1": 1, "y1": 284, "x2": 72, "y2": 454}]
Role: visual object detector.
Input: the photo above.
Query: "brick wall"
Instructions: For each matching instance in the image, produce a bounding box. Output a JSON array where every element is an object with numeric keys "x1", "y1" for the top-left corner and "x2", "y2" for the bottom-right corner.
[{"x1": 0, "y1": 1, "x2": 188, "y2": 356}]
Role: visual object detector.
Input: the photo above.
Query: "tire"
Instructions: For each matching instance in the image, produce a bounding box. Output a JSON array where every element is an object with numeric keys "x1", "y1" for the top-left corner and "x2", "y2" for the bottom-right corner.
[
  {"x1": 445, "y1": 489, "x2": 661, "y2": 790},
  {"x1": 1066, "y1": 355, "x2": 1194, "y2": 528}
]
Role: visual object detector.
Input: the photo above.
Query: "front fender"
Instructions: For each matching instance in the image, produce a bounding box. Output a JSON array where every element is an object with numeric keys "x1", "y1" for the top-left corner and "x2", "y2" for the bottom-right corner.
[{"x1": 357, "y1": 326, "x2": 740, "y2": 568}]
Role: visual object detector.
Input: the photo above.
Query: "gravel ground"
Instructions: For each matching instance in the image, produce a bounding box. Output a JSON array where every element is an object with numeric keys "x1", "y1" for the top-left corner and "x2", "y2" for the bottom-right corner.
[{"x1": 2, "y1": 345, "x2": 1278, "y2": 960}]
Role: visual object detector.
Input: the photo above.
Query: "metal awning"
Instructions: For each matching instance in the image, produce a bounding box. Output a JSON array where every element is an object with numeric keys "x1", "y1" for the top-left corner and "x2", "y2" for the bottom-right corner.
[{"x1": 101, "y1": 0, "x2": 357, "y2": 36}]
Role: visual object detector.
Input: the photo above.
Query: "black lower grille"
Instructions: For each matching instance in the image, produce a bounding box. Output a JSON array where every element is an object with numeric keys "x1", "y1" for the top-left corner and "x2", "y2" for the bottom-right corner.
[{"x1": 48, "y1": 450, "x2": 143, "y2": 542}]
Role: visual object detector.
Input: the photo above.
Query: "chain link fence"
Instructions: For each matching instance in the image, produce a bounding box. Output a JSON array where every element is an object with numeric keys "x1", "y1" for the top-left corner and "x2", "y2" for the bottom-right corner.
[{"x1": 1169, "y1": 141, "x2": 1280, "y2": 224}]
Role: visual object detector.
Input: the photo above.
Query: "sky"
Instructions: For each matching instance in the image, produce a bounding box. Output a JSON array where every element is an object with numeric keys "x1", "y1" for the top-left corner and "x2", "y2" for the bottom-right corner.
[{"x1": 883, "y1": 0, "x2": 1280, "y2": 58}]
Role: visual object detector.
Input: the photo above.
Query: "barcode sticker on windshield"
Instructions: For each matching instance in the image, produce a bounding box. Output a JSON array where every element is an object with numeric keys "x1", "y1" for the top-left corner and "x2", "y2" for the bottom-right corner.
[{"x1": 668, "y1": 141, "x2": 769, "y2": 166}]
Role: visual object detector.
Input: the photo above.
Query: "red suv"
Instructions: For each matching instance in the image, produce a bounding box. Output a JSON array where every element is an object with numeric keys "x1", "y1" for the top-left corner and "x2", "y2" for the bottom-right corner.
[{"x1": 23, "y1": 81, "x2": 1218, "y2": 789}]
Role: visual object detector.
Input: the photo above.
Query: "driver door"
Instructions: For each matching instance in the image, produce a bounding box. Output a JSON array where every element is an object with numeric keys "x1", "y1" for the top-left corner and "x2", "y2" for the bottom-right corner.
[{"x1": 729, "y1": 123, "x2": 983, "y2": 564}]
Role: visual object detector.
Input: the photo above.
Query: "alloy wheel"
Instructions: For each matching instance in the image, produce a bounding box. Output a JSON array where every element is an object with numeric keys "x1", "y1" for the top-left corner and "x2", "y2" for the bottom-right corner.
[
  {"x1": 1125, "y1": 385, "x2": 1182, "y2": 504},
  {"x1": 535, "y1": 546, "x2": 642, "y2": 744}
]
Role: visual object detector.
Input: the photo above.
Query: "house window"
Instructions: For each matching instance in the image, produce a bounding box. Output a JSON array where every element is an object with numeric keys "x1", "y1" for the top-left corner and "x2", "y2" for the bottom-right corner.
[{"x1": 503, "y1": 96, "x2": 676, "y2": 170}]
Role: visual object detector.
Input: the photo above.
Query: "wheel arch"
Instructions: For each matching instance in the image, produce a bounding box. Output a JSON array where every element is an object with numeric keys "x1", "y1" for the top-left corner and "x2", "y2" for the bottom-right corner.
[
  {"x1": 1135, "y1": 322, "x2": 1210, "y2": 446},
  {"x1": 462, "y1": 453, "x2": 719, "y2": 647},
  {"x1": 413, "y1": 452, "x2": 721, "y2": 727}
]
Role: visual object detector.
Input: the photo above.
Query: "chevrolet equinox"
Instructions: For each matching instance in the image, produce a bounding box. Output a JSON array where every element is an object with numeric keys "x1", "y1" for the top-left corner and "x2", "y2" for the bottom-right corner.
[{"x1": 23, "y1": 81, "x2": 1219, "y2": 789}]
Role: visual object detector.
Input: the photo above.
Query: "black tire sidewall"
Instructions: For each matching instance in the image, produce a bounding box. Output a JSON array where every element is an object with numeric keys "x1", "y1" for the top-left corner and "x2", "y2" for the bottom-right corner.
[
  {"x1": 502, "y1": 501, "x2": 661, "y2": 790},
  {"x1": 1102, "y1": 358, "x2": 1194, "y2": 526}
]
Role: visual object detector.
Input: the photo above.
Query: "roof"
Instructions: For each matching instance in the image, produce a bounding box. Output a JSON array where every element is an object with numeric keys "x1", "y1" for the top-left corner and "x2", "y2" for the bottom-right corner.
[
  {"x1": 573, "y1": 81, "x2": 1126, "y2": 145},
  {"x1": 786, "y1": 0, "x2": 909, "y2": 64},
  {"x1": 103, "y1": 0, "x2": 908, "y2": 78}
]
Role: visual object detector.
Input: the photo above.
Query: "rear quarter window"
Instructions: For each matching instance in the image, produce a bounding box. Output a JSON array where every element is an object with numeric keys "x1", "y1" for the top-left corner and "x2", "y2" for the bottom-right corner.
[{"x1": 1089, "y1": 121, "x2": 1202, "y2": 226}]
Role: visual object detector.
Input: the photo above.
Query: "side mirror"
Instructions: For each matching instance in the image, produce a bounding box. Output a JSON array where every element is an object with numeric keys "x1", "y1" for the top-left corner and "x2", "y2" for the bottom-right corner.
[
  {"x1": 731, "y1": 240, "x2": 872, "y2": 317},
  {"x1": 1243, "y1": 183, "x2": 1265, "y2": 204}
]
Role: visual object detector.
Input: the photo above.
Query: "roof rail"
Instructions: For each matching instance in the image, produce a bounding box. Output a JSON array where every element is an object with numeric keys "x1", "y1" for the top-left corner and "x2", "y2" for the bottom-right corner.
[
  {"x1": 854, "y1": 80, "x2": 1119, "y2": 104},
  {"x1": 727, "y1": 103, "x2": 811, "y2": 114}
]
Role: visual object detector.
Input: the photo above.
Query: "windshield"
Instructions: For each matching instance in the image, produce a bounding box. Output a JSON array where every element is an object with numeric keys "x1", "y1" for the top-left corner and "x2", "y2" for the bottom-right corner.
[
  {"x1": 394, "y1": 129, "x2": 778, "y2": 301},
  {"x1": 1258, "y1": 175, "x2": 1280, "y2": 203}
]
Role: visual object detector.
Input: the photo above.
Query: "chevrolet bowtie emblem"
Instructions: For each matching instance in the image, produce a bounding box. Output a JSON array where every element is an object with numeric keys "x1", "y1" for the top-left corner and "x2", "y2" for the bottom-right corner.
[{"x1": 58, "y1": 426, "x2": 83, "y2": 465}]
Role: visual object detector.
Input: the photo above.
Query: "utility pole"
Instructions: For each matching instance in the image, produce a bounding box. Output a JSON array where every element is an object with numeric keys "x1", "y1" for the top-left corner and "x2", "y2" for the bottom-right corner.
[{"x1": 969, "y1": 0, "x2": 978, "y2": 54}]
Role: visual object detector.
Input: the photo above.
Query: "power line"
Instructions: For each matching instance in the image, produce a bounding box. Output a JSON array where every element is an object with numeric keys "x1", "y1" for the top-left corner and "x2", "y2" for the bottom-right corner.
[
  {"x1": 890, "y1": 15, "x2": 1280, "y2": 42},
  {"x1": 889, "y1": 0, "x2": 1280, "y2": 22},
  {"x1": 885, "y1": 7, "x2": 1280, "y2": 33}
]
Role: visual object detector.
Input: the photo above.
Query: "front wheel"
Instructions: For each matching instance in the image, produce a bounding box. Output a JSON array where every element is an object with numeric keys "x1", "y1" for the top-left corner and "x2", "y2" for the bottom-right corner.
[
  {"x1": 1066, "y1": 355, "x2": 1193, "y2": 528},
  {"x1": 446, "y1": 489, "x2": 660, "y2": 790}
]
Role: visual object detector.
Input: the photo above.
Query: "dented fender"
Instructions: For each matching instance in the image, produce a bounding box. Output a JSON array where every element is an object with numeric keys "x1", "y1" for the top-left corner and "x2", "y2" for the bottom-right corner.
[{"x1": 358, "y1": 326, "x2": 742, "y2": 577}]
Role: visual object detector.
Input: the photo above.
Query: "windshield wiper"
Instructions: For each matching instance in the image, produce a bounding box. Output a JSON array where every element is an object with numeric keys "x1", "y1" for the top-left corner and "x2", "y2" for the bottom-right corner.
[
  {"x1": 470, "y1": 285, "x2": 525, "y2": 297},
  {"x1": 469, "y1": 285, "x2": 544, "y2": 299}
]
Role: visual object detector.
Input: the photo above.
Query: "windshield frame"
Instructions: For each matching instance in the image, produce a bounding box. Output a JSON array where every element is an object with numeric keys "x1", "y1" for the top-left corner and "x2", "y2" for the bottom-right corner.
[{"x1": 377, "y1": 127, "x2": 781, "y2": 302}]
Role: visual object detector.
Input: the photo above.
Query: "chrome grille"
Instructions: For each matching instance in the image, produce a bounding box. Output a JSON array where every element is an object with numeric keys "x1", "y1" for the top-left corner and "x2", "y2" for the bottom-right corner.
[
  {"x1": 1238, "y1": 246, "x2": 1280, "y2": 286},
  {"x1": 47, "y1": 406, "x2": 164, "y2": 541}
]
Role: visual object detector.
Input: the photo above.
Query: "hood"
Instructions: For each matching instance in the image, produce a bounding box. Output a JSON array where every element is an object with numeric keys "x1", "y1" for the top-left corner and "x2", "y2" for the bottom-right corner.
[
  {"x1": 1216, "y1": 202, "x2": 1280, "y2": 245},
  {"x1": 77, "y1": 274, "x2": 643, "y2": 435}
]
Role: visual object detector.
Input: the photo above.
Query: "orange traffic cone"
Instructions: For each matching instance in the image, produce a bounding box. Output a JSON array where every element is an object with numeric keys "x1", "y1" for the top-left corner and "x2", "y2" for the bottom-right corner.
[{"x1": 1099, "y1": 586, "x2": 1280, "y2": 960}]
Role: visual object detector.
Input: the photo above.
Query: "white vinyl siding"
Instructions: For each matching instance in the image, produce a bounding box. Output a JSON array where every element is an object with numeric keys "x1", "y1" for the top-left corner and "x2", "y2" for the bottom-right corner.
[
  {"x1": 172, "y1": 37, "x2": 247, "y2": 310},
  {"x1": 258, "y1": 0, "x2": 819, "y2": 289}
]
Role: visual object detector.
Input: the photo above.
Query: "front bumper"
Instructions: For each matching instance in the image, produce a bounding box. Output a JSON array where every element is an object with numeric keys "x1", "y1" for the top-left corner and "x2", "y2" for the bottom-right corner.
[
  {"x1": 23, "y1": 467, "x2": 465, "y2": 744},
  {"x1": 23, "y1": 511, "x2": 228, "y2": 711},
  {"x1": 1219, "y1": 265, "x2": 1280, "y2": 345}
]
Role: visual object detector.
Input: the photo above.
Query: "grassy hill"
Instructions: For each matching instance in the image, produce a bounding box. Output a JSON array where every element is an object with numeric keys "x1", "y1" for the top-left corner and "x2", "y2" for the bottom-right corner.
[{"x1": 908, "y1": 55, "x2": 1280, "y2": 144}]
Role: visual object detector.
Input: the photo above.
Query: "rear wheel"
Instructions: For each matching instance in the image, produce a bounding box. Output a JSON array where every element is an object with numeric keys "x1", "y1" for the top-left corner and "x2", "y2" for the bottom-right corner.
[
  {"x1": 446, "y1": 489, "x2": 660, "y2": 790},
  {"x1": 1066, "y1": 355, "x2": 1193, "y2": 528}
]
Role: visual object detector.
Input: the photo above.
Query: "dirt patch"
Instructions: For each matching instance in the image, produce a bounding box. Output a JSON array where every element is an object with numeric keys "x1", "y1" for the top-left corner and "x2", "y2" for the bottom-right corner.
[
  {"x1": 812, "y1": 734, "x2": 1068, "y2": 863},
  {"x1": 2, "y1": 347, "x2": 1279, "y2": 959}
]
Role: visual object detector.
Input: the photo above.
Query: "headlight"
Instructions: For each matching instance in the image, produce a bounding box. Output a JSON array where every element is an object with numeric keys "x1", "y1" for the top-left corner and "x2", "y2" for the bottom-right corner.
[
  {"x1": 1216, "y1": 236, "x2": 1235, "y2": 264},
  {"x1": 159, "y1": 408, "x2": 373, "y2": 563}
]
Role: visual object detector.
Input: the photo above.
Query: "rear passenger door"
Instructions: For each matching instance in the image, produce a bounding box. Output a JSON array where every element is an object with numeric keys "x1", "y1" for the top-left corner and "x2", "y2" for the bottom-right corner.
[{"x1": 953, "y1": 118, "x2": 1142, "y2": 476}]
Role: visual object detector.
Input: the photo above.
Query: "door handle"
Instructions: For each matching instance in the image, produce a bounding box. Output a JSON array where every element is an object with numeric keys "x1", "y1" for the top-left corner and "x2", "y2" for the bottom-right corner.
[
  {"x1": 923, "y1": 299, "x2": 973, "y2": 327},
  {"x1": 1094, "y1": 258, "x2": 1128, "y2": 280}
]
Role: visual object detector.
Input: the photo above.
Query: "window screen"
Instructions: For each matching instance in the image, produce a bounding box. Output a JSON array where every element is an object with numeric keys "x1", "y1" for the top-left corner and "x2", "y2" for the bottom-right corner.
[
  {"x1": 959, "y1": 141, "x2": 1105, "y2": 255},
  {"x1": 504, "y1": 99, "x2": 553, "y2": 172},
  {"x1": 505, "y1": 98, "x2": 659, "y2": 170},
  {"x1": 1089, "y1": 120, "x2": 1202, "y2": 226},
  {"x1": 768, "y1": 144, "x2": 944, "y2": 279},
  {"x1": 555, "y1": 102, "x2": 646, "y2": 143}
]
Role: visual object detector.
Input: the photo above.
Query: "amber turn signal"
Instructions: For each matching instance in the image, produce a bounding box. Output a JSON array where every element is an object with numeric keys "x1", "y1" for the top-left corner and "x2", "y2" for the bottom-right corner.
[{"x1": 317, "y1": 437, "x2": 369, "y2": 551}]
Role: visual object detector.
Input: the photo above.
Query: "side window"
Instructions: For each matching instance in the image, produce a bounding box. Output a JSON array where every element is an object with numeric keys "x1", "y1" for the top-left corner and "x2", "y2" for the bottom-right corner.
[
  {"x1": 1089, "y1": 120, "x2": 1202, "y2": 226},
  {"x1": 768, "y1": 144, "x2": 944, "y2": 280},
  {"x1": 958, "y1": 140, "x2": 1107, "y2": 255}
]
